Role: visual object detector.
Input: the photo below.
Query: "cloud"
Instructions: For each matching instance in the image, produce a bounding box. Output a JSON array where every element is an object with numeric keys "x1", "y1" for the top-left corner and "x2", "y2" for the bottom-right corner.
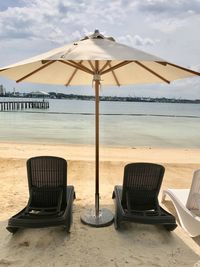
[
  {"x1": 2, "y1": 0, "x2": 198, "y2": 45},
  {"x1": 0, "y1": 0, "x2": 135, "y2": 44},
  {"x1": 0, "y1": 0, "x2": 24, "y2": 11},
  {"x1": 192, "y1": 64, "x2": 200, "y2": 72},
  {"x1": 137, "y1": 0, "x2": 200, "y2": 16},
  {"x1": 134, "y1": 0, "x2": 200, "y2": 33},
  {"x1": 118, "y1": 34, "x2": 157, "y2": 47},
  {"x1": 0, "y1": 0, "x2": 199, "y2": 100}
]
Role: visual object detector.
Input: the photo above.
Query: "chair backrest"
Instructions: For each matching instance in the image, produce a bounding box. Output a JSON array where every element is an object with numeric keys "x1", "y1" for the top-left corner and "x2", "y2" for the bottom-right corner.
[
  {"x1": 26, "y1": 156, "x2": 67, "y2": 209},
  {"x1": 186, "y1": 169, "x2": 200, "y2": 210},
  {"x1": 121, "y1": 163, "x2": 165, "y2": 210}
]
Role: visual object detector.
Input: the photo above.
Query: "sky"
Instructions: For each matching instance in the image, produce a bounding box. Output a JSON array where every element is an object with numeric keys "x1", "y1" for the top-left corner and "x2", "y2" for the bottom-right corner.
[{"x1": 0, "y1": 0, "x2": 200, "y2": 99}]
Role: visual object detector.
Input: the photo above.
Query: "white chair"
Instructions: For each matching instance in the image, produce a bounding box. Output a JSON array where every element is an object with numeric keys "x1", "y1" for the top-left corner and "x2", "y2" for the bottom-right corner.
[{"x1": 162, "y1": 169, "x2": 200, "y2": 237}]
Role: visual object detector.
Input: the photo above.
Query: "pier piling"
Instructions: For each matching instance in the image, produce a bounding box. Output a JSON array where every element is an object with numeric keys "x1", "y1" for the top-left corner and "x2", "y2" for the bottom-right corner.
[{"x1": 0, "y1": 101, "x2": 49, "y2": 111}]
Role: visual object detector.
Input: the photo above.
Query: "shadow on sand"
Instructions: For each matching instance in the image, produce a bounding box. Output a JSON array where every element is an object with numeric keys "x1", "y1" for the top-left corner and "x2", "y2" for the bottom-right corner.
[{"x1": 0, "y1": 203, "x2": 200, "y2": 267}]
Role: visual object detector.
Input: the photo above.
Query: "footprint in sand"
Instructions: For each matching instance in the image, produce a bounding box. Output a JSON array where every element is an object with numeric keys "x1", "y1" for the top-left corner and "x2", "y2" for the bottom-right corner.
[
  {"x1": 0, "y1": 259, "x2": 20, "y2": 266},
  {"x1": 18, "y1": 241, "x2": 29, "y2": 247}
]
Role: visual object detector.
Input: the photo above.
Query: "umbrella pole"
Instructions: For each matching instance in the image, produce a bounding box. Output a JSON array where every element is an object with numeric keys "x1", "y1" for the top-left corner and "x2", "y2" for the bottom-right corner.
[
  {"x1": 80, "y1": 74, "x2": 113, "y2": 227},
  {"x1": 95, "y1": 79, "x2": 100, "y2": 217}
]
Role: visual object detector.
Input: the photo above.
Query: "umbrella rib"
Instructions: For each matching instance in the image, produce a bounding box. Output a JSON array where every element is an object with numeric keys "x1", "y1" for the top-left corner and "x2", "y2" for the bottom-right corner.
[
  {"x1": 65, "y1": 60, "x2": 82, "y2": 86},
  {"x1": 99, "y1": 61, "x2": 111, "y2": 73},
  {"x1": 0, "y1": 67, "x2": 9, "y2": 72},
  {"x1": 88, "y1": 61, "x2": 95, "y2": 72},
  {"x1": 166, "y1": 62, "x2": 200, "y2": 76},
  {"x1": 101, "y1": 61, "x2": 133, "y2": 75},
  {"x1": 59, "y1": 60, "x2": 93, "y2": 74},
  {"x1": 108, "y1": 62, "x2": 120, "y2": 86},
  {"x1": 155, "y1": 61, "x2": 167, "y2": 66},
  {"x1": 69, "y1": 60, "x2": 94, "y2": 74},
  {"x1": 16, "y1": 61, "x2": 55, "y2": 83},
  {"x1": 135, "y1": 61, "x2": 170, "y2": 84}
]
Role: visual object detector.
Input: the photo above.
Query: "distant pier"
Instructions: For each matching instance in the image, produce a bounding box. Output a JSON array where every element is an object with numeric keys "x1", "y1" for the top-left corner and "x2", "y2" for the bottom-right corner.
[{"x1": 0, "y1": 101, "x2": 49, "y2": 111}]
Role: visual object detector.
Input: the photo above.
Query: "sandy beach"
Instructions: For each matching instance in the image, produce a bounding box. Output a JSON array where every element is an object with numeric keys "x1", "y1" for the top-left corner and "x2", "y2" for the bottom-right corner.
[{"x1": 0, "y1": 142, "x2": 200, "y2": 266}]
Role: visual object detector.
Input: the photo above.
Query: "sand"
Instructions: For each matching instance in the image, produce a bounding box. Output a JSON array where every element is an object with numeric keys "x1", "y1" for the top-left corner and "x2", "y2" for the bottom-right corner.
[{"x1": 0, "y1": 142, "x2": 200, "y2": 267}]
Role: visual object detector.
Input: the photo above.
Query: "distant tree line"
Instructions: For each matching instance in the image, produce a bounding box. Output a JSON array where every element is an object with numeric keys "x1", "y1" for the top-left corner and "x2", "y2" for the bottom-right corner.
[{"x1": 0, "y1": 87, "x2": 199, "y2": 104}]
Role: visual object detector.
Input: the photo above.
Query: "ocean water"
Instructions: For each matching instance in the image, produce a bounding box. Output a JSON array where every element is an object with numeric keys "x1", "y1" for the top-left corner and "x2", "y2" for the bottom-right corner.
[{"x1": 1, "y1": 98, "x2": 200, "y2": 148}]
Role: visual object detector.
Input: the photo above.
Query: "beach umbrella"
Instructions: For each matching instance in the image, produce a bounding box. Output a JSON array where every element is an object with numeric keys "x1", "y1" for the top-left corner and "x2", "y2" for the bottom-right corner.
[{"x1": 0, "y1": 30, "x2": 200, "y2": 227}]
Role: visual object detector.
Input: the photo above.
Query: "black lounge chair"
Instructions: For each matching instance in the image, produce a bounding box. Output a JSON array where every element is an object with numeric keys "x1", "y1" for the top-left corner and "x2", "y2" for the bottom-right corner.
[
  {"x1": 112, "y1": 163, "x2": 177, "y2": 231},
  {"x1": 7, "y1": 156, "x2": 75, "y2": 234}
]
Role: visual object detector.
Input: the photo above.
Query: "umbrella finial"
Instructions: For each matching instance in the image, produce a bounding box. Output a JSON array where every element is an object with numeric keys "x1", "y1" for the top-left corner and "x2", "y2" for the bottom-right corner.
[
  {"x1": 91, "y1": 29, "x2": 104, "y2": 39},
  {"x1": 94, "y1": 29, "x2": 99, "y2": 34},
  {"x1": 80, "y1": 30, "x2": 115, "y2": 42}
]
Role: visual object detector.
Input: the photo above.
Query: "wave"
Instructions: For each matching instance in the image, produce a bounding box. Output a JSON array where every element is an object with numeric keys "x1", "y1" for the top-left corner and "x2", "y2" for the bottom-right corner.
[{"x1": 3, "y1": 110, "x2": 200, "y2": 118}]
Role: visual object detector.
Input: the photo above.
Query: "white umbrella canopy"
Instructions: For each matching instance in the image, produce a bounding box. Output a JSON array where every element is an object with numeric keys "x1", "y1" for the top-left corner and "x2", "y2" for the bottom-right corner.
[
  {"x1": 0, "y1": 30, "x2": 199, "y2": 86},
  {"x1": 1, "y1": 30, "x2": 200, "y2": 227}
]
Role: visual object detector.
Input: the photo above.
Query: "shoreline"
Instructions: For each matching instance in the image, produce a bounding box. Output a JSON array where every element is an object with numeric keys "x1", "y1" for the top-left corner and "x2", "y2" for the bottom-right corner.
[{"x1": 1, "y1": 141, "x2": 200, "y2": 163}]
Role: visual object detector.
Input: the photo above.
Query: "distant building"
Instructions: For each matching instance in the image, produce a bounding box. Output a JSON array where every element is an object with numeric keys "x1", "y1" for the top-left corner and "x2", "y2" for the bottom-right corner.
[
  {"x1": 27, "y1": 91, "x2": 50, "y2": 98},
  {"x1": 0, "y1": 84, "x2": 4, "y2": 96}
]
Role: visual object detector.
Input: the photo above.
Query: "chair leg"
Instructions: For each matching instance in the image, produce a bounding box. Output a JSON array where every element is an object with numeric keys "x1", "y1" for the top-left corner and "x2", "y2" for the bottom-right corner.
[
  {"x1": 64, "y1": 223, "x2": 70, "y2": 233},
  {"x1": 6, "y1": 226, "x2": 19, "y2": 234},
  {"x1": 64, "y1": 204, "x2": 73, "y2": 233},
  {"x1": 114, "y1": 209, "x2": 121, "y2": 230},
  {"x1": 113, "y1": 190, "x2": 122, "y2": 230},
  {"x1": 164, "y1": 224, "x2": 177, "y2": 231},
  {"x1": 114, "y1": 216, "x2": 119, "y2": 230},
  {"x1": 64, "y1": 215, "x2": 71, "y2": 233}
]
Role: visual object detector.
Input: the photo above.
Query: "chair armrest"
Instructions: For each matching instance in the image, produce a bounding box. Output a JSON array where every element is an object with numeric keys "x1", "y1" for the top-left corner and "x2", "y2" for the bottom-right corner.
[{"x1": 113, "y1": 186, "x2": 125, "y2": 215}]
